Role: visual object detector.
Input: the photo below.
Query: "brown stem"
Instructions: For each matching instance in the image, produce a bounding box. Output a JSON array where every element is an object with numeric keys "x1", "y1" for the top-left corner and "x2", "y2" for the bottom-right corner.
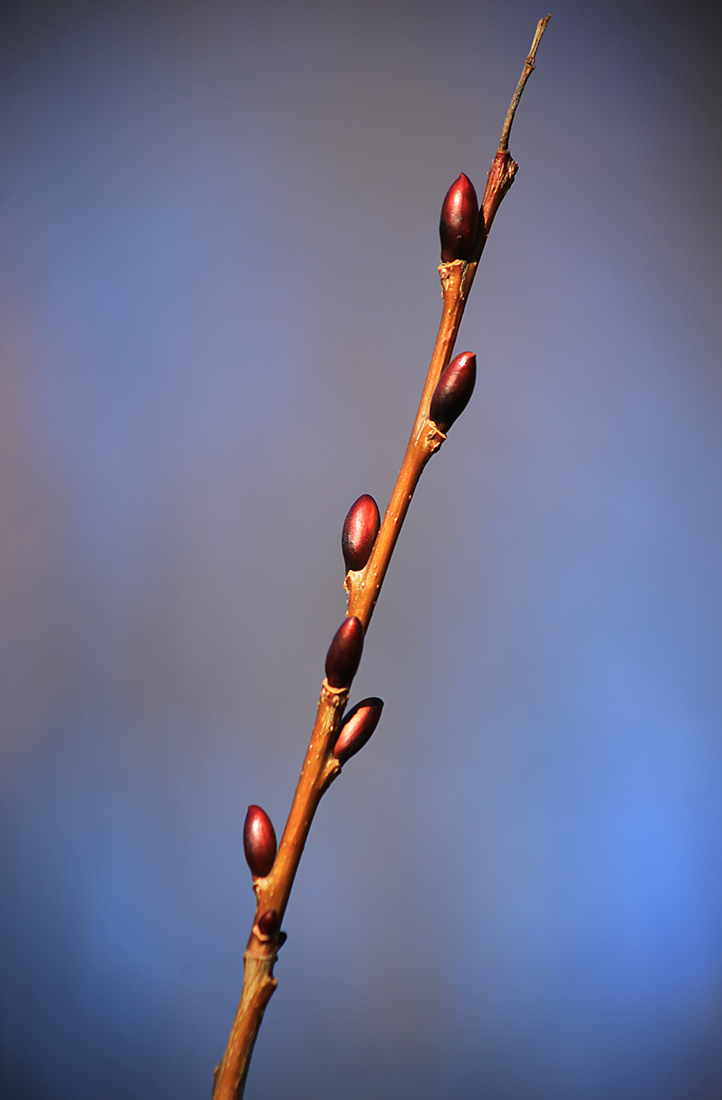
[
  {"x1": 212, "y1": 953, "x2": 278, "y2": 1100},
  {"x1": 212, "y1": 683, "x2": 347, "y2": 1100},
  {"x1": 346, "y1": 15, "x2": 551, "y2": 628},
  {"x1": 346, "y1": 259, "x2": 469, "y2": 628},
  {"x1": 212, "y1": 16, "x2": 550, "y2": 1099},
  {"x1": 499, "y1": 15, "x2": 551, "y2": 154},
  {"x1": 483, "y1": 14, "x2": 551, "y2": 233}
]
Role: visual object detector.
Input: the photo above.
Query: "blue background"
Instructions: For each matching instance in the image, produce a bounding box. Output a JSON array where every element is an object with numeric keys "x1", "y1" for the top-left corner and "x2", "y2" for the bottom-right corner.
[{"x1": 2, "y1": 2, "x2": 721, "y2": 1097}]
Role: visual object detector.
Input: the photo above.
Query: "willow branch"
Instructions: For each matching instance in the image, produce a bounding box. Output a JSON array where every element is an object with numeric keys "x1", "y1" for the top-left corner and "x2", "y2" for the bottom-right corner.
[
  {"x1": 348, "y1": 14, "x2": 551, "y2": 627},
  {"x1": 212, "y1": 16, "x2": 550, "y2": 1100},
  {"x1": 483, "y1": 14, "x2": 551, "y2": 233},
  {"x1": 501, "y1": 15, "x2": 551, "y2": 150}
]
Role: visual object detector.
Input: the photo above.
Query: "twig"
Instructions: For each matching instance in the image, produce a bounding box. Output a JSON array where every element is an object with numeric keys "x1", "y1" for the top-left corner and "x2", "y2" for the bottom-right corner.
[
  {"x1": 500, "y1": 14, "x2": 551, "y2": 153},
  {"x1": 348, "y1": 13, "x2": 553, "y2": 630},
  {"x1": 211, "y1": 16, "x2": 550, "y2": 1100},
  {"x1": 482, "y1": 13, "x2": 551, "y2": 236}
]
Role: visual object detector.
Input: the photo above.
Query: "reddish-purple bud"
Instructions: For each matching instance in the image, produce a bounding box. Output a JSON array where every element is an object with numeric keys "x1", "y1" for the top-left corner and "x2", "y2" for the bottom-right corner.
[
  {"x1": 342, "y1": 494, "x2": 381, "y2": 572},
  {"x1": 243, "y1": 805, "x2": 277, "y2": 878},
  {"x1": 325, "y1": 616, "x2": 364, "y2": 689},
  {"x1": 333, "y1": 697, "x2": 384, "y2": 764},
  {"x1": 257, "y1": 909, "x2": 281, "y2": 937},
  {"x1": 429, "y1": 351, "x2": 477, "y2": 433},
  {"x1": 439, "y1": 173, "x2": 480, "y2": 263}
]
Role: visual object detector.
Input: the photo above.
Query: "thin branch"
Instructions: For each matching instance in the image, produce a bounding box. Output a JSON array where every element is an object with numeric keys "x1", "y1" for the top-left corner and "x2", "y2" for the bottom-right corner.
[
  {"x1": 500, "y1": 15, "x2": 551, "y2": 152},
  {"x1": 482, "y1": 14, "x2": 552, "y2": 234},
  {"x1": 347, "y1": 13, "x2": 552, "y2": 627},
  {"x1": 211, "y1": 16, "x2": 550, "y2": 1100}
]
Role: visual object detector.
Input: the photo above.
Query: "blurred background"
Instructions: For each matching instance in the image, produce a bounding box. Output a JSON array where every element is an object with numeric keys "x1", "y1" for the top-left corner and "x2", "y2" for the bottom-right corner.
[{"x1": 2, "y1": 1, "x2": 721, "y2": 1097}]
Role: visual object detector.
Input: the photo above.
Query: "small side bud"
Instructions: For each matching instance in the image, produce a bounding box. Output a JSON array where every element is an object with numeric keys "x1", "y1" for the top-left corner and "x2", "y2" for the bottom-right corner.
[
  {"x1": 257, "y1": 909, "x2": 281, "y2": 937},
  {"x1": 342, "y1": 494, "x2": 381, "y2": 573},
  {"x1": 333, "y1": 697, "x2": 384, "y2": 764},
  {"x1": 325, "y1": 616, "x2": 364, "y2": 689},
  {"x1": 439, "y1": 173, "x2": 480, "y2": 263},
  {"x1": 429, "y1": 351, "x2": 477, "y2": 433},
  {"x1": 243, "y1": 805, "x2": 277, "y2": 878}
]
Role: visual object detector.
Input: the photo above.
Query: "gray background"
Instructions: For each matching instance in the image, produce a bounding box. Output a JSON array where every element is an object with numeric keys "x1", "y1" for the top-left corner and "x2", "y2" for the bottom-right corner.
[{"x1": 2, "y1": 2, "x2": 722, "y2": 1097}]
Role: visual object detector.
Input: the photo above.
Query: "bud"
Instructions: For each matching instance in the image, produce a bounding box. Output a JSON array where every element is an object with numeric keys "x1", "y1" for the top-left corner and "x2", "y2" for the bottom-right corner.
[
  {"x1": 325, "y1": 616, "x2": 364, "y2": 689},
  {"x1": 333, "y1": 697, "x2": 384, "y2": 764},
  {"x1": 257, "y1": 908, "x2": 281, "y2": 937},
  {"x1": 429, "y1": 351, "x2": 477, "y2": 433},
  {"x1": 342, "y1": 494, "x2": 381, "y2": 572},
  {"x1": 243, "y1": 805, "x2": 277, "y2": 878},
  {"x1": 439, "y1": 173, "x2": 480, "y2": 263}
]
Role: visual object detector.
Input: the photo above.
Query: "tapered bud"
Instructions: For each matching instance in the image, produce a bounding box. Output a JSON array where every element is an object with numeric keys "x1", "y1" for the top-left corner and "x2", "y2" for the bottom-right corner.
[
  {"x1": 257, "y1": 909, "x2": 281, "y2": 937},
  {"x1": 429, "y1": 351, "x2": 477, "y2": 433},
  {"x1": 333, "y1": 697, "x2": 384, "y2": 764},
  {"x1": 325, "y1": 616, "x2": 364, "y2": 689},
  {"x1": 342, "y1": 494, "x2": 381, "y2": 572},
  {"x1": 243, "y1": 805, "x2": 277, "y2": 878},
  {"x1": 439, "y1": 173, "x2": 480, "y2": 262}
]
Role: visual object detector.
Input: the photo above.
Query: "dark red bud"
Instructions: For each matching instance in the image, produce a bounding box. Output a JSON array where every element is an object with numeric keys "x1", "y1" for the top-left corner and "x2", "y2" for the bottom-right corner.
[
  {"x1": 342, "y1": 494, "x2": 381, "y2": 573},
  {"x1": 325, "y1": 616, "x2": 364, "y2": 689},
  {"x1": 257, "y1": 909, "x2": 281, "y2": 937},
  {"x1": 333, "y1": 697, "x2": 384, "y2": 764},
  {"x1": 243, "y1": 805, "x2": 277, "y2": 878},
  {"x1": 439, "y1": 173, "x2": 480, "y2": 263},
  {"x1": 429, "y1": 351, "x2": 477, "y2": 433}
]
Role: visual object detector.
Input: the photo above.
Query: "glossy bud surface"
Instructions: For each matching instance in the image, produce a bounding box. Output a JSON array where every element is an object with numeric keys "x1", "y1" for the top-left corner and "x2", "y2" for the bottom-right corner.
[
  {"x1": 243, "y1": 805, "x2": 277, "y2": 878},
  {"x1": 439, "y1": 173, "x2": 480, "y2": 262},
  {"x1": 257, "y1": 909, "x2": 281, "y2": 937},
  {"x1": 429, "y1": 351, "x2": 477, "y2": 433},
  {"x1": 342, "y1": 494, "x2": 381, "y2": 572},
  {"x1": 325, "y1": 616, "x2": 364, "y2": 689},
  {"x1": 333, "y1": 697, "x2": 384, "y2": 764}
]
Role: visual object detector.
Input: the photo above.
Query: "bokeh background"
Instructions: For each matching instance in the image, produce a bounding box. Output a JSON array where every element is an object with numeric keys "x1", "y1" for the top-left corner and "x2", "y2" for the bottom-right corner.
[{"x1": 2, "y1": 1, "x2": 721, "y2": 1097}]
